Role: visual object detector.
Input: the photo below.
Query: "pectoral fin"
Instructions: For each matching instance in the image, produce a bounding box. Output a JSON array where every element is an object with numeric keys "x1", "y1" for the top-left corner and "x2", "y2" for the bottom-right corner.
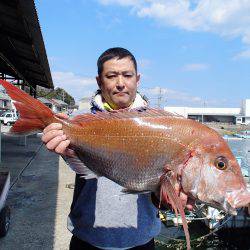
[{"x1": 160, "y1": 173, "x2": 191, "y2": 250}]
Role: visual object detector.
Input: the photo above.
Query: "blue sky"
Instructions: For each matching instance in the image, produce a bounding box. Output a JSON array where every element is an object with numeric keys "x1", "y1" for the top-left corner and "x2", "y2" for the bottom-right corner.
[{"x1": 36, "y1": 0, "x2": 250, "y2": 108}]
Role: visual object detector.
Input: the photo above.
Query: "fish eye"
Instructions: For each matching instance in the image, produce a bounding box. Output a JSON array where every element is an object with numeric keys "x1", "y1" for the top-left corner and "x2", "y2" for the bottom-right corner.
[{"x1": 214, "y1": 156, "x2": 228, "y2": 170}]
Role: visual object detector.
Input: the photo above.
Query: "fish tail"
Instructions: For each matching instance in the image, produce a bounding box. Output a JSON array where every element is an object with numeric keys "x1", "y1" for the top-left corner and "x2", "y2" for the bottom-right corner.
[
  {"x1": 0, "y1": 80, "x2": 56, "y2": 134},
  {"x1": 160, "y1": 176, "x2": 191, "y2": 250}
]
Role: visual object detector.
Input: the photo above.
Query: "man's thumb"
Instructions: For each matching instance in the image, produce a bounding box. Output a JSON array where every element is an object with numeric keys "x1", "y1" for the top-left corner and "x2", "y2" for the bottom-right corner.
[{"x1": 55, "y1": 113, "x2": 69, "y2": 119}]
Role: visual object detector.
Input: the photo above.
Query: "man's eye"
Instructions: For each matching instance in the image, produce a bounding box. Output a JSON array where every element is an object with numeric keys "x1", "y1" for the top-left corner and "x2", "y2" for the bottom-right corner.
[
  {"x1": 124, "y1": 74, "x2": 133, "y2": 78},
  {"x1": 106, "y1": 75, "x2": 116, "y2": 79}
]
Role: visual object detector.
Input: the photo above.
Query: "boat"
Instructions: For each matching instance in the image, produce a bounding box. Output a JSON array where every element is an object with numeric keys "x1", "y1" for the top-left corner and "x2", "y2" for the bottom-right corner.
[
  {"x1": 234, "y1": 130, "x2": 250, "y2": 139},
  {"x1": 223, "y1": 135, "x2": 242, "y2": 140}
]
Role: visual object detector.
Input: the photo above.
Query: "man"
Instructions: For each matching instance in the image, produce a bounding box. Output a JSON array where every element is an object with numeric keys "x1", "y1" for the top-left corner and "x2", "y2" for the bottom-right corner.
[{"x1": 42, "y1": 47, "x2": 191, "y2": 250}]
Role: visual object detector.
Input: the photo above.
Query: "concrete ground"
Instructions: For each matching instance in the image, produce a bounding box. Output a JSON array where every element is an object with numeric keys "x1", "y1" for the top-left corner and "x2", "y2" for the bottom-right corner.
[{"x1": 0, "y1": 125, "x2": 75, "y2": 250}]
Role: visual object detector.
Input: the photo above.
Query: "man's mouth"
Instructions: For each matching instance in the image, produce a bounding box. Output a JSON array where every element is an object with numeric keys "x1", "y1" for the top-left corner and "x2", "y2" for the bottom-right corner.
[{"x1": 114, "y1": 92, "x2": 128, "y2": 96}]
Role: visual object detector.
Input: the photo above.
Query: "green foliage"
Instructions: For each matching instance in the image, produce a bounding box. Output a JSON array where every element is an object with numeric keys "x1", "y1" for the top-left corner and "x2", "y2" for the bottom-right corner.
[{"x1": 37, "y1": 87, "x2": 75, "y2": 105}]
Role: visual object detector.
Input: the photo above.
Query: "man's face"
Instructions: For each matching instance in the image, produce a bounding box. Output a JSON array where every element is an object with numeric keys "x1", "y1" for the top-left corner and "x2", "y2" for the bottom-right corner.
[{"x1": 96, "y1": 57, "x2": 140, "y2": 109}]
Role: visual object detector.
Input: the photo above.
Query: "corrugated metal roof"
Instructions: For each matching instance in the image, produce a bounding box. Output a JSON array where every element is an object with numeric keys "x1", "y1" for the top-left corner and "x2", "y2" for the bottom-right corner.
[
  {"x1": 37, "y1": 97, "x2": 53, "y2": 104},
  {"x1": 51, "y1": 98, "x2": 68, "y2": 106},
  {"x1": 0, "y1": 0, "x2": 53, "y2": 89}
]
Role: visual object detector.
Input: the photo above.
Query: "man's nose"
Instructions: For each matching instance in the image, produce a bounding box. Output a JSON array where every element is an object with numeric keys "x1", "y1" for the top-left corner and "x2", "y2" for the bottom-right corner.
[{"x1": 116, "y1": 75, "x2": 125, "y2": 89}]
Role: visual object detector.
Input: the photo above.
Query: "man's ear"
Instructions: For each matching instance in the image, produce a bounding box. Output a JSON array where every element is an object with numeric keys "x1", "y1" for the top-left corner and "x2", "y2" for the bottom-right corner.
[
  {"x1": 96, "y1": 76, "x2": 101, "y2": 89},
  {"x1": 136, "y1": 74, "x2": 141, "y2": 87}
]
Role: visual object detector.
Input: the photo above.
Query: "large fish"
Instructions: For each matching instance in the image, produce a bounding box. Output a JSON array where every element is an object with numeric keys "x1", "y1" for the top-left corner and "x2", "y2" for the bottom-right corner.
[{"x1": 1, "y1": 79, "x2": 250, "y2": 249}]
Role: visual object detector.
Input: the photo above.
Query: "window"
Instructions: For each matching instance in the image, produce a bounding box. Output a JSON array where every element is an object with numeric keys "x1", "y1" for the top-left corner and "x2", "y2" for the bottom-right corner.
[{"x1": 3, "y1": 100, "x2": 8, "y2": 107}]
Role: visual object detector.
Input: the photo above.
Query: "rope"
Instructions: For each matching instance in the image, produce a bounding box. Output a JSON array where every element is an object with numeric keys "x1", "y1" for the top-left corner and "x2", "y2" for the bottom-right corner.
[
  {"x1": 158, "y1": 208, "x2": 234, "y2": 245},
  {"x1": 9, "y1": 142, "x2": 44, "y2": 190},
  {"x1": 191, "y1": 214, "x2": 234, "y2": 241}
]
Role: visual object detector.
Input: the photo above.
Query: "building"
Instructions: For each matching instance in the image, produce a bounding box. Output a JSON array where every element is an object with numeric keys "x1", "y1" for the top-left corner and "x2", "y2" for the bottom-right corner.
[
  {"x1": 37, "y1": 97, "x2": 53, "y2": 109},
  {"x1": 51, "y1": 99, "x2": 68, "y2": 113},
  {"x1": 38, "y1": 98, "x2": 64, "y2": 112},
  {"x1": 236, "y1": 99, "x2": 250, "y2": 125},
  {"x1": 77, "y1": 97, "x2": 92, "y2": 113},
  {"x1": 164, "y1": 99, "x2": 250, "y2": 125},
  {"x1": 38, "y1": 97, "x2": 79, "y2": 115},
  {"x1": 0, "y1": 91, "x2": 12, "y2": 112}
]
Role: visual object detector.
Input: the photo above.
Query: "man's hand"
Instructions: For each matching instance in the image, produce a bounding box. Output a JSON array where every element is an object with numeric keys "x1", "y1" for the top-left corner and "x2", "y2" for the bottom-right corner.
[{"x1": 42, "y1": 113, "x2": 76, "y2": 157}]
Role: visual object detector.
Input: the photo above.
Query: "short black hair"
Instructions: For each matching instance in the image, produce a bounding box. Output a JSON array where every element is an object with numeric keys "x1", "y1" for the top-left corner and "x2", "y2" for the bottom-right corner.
[{"x1": 97, "y1": 47, "x2": 137, "y2": 76}]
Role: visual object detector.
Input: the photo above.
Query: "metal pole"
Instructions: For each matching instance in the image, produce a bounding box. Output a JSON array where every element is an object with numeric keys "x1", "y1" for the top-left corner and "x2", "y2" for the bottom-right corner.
[
  {"x1": 247, "y1": 150, "x2": 250, "y2": 183},
  {"x1": 0, "y1": 123, "x2": 1, "y2": 164}
]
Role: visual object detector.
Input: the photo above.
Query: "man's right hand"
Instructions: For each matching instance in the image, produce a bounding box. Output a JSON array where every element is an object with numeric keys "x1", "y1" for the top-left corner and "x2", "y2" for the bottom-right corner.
[{"x1": 41, "y1": 113, "x2": 76, "y2": 157}]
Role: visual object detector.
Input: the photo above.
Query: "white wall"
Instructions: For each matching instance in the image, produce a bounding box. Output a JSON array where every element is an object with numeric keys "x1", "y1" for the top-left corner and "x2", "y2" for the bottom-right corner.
[
  {"x1": 242, "y1": 99, "x2": 250, "y2": 116},
  {"x1": 164, "y1": 106, "x2": 241, "y2": 117},
  {"x1": 77, "y1": 97, "x2": 91, "y2": 113},
  {"x1": 78, "y1": 101, "x2": 91, "y2": 111},
  {"x1": 245, "y1": 117, "x2": 250, "y2": 124}
]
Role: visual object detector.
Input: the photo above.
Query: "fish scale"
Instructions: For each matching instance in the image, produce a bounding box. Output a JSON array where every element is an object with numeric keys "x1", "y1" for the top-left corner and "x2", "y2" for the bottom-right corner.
[{"x1": 67, "y1": 116, "x2": 207, "y2": 202}]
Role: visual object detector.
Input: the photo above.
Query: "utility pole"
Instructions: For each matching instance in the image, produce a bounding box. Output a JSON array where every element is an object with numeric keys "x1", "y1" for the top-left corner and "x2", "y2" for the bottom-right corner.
[
  {"x1": 201, "y1": 101, "x2": 206, "y2": 123},
  {"x1": 62, "y1": 89, "x2": 65, "y2": 102},
  {"x1": 157, "y1": 87, "x2": 163, "y2": 108}
]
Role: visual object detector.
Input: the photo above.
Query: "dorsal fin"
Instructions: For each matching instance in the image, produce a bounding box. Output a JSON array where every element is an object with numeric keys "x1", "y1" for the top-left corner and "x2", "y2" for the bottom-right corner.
[{"x1": 71, "y1": 107, "x2": 183, "y2": 125}]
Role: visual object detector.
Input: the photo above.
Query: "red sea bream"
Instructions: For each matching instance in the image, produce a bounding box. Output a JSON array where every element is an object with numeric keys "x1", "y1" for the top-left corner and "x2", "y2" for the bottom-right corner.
[{"x1": 1, "y1": 79, "x2": 250, "y2": 250}]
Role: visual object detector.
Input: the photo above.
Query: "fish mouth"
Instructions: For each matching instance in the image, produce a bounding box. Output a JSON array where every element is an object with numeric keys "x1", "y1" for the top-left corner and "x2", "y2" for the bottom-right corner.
[
  {"x1": 221, "y1": 201, "x2": 238, "y2": 215},
  {"x1": 203, "y1": 200, "x2": 237, "y2": 216},
  {"x1": 224, "y1": 189, "x2": 250, "y2": 215}
]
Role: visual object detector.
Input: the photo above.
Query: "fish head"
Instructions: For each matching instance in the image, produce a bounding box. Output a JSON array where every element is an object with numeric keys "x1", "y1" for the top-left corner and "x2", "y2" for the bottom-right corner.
[{"x1": 181, "y1": 134, "x2": 250, "y2": 215}]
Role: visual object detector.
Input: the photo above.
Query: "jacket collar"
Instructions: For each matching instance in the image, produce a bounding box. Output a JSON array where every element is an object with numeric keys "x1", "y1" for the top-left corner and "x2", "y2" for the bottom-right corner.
[{"x1": 90, "y1": 90, "x2": 148, "y2": 113}]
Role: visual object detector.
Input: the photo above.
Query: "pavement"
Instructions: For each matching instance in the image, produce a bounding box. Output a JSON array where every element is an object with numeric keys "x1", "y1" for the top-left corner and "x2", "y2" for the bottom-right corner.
[{"x1": 0, "y1": 124, "x2": 75, "y2": 250}]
